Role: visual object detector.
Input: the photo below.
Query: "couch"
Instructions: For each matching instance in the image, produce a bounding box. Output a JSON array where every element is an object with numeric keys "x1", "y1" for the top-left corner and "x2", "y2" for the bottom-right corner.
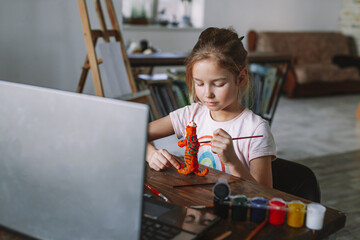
[{"x1": 247, "y1": 30, "x2": 360, "y2": 98}]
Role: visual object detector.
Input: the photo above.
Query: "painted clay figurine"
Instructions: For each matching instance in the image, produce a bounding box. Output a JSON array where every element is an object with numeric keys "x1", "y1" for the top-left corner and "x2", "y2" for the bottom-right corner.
[{"x1": 178, "y1": 121, "x2": 209, "y2": 176}]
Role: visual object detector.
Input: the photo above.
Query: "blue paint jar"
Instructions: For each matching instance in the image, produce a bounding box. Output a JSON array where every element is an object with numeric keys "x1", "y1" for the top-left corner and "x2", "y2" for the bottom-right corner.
[{"x1": 250, "y1": 197, "x2": 268, "y2": 223}]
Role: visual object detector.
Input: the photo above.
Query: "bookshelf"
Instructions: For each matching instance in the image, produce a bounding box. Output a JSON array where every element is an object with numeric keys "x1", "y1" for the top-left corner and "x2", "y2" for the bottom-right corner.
[
  {"x1": 137, "y1": 72, "x2": 189, "y2": 120},
  {"x1": 245, "y1": 64, "x2": 282, "y2": 124},
  {"x1": 247, "y1": 52, "x2": 292, "y2": 125},
  {"x1": 130, "y1": 52, "x2": 292, "y2": 125}
]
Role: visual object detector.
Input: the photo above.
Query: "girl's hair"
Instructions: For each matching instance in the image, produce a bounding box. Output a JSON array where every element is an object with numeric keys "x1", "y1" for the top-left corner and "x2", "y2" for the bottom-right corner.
[{"x1": 185, "y1": 27, "x2": 249, "y2": 103}]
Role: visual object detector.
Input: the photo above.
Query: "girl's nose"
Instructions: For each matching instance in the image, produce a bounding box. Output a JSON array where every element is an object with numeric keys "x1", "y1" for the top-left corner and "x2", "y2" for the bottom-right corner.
[{"x1": 204, "y1": 85, "x2": 214, "y2": 98}]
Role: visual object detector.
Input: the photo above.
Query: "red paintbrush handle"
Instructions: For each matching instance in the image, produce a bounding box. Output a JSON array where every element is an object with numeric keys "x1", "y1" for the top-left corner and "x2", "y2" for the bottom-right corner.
[
  {"x1": 199, "y1": 135, "x2": 263, "y2": 144},
  {"x1": 145, "y1": 183, "x2": 159, "y2": 195}
]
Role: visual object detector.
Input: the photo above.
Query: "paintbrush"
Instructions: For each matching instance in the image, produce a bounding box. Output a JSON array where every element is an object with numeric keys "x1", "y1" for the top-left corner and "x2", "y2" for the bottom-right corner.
[
  {"x1": 173, "y1": 180, "x2": 236, "y2": 188},
  {"x1": 199, "y1": 135, "x2": 263, "y2": 144},
  {"x1": 245, "y1": 220, "x2": 267, "y2": 240}
]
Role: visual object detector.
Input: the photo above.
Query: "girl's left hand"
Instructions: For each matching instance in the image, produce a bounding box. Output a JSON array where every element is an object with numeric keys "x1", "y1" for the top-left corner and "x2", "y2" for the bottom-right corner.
[{"x1": 211, "y1": 128, "x2": 238, "y2": 166}]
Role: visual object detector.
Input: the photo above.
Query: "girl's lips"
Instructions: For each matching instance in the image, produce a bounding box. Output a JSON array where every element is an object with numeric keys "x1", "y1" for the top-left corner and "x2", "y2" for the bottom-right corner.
[{"x1": 206, "y1": 101, "x2": 217, "y2": 106}]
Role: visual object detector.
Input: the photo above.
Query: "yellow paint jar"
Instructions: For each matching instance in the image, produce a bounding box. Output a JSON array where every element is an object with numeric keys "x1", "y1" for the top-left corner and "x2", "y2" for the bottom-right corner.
[{"x1": 287, "y1": 200, "x2": 306, "y2": 228}]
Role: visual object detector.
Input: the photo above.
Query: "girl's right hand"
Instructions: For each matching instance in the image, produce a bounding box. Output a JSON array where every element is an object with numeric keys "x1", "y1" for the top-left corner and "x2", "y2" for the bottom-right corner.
[{"x1": 147, "y1": 148, "x2": 181, "y2": 171}]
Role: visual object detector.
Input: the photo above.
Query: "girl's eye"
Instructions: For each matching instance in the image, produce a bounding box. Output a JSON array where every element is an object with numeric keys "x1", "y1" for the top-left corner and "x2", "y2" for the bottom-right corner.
[
  {"x1": 195, "y1": 82, "x2": 204, "y2": 86},
  {"x1": 215, "y1": 82, "x2": 226, "y2": 87}
]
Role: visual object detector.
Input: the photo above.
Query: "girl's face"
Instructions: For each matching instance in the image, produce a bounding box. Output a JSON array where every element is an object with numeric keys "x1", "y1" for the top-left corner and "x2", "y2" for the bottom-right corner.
[{"x1": 192, "y1": 58, "x2": 246, "y2": 115}]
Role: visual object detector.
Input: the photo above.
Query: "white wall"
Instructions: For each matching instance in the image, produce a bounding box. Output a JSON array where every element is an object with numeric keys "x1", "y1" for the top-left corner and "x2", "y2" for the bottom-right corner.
[{"x1": 0, "y1": 0, "x2": 341, "y2": 94}]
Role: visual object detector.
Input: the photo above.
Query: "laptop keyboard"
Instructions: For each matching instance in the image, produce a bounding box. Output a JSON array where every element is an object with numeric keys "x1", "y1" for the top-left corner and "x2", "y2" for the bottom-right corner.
[{"x1": 141, "y1": 216, "x2": 182, "y2": 240}]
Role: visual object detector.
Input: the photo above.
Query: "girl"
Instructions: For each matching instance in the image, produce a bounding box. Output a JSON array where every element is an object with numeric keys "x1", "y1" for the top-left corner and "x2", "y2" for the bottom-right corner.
[{"x1": 146, "y1": 27, "x2": 276, "y2": 188}]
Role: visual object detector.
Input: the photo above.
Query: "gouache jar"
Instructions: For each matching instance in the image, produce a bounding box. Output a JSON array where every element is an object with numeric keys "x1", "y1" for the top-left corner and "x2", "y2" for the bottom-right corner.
[
  {"x1": 231, "y1": 195, "x2": 248, "y2": 221},
  {"x1": 287, "y1": 200, "x2": 306, "y2": 228},
  {"x1": 250, "y1": 197, "x2": 268, "y2": 223},
  {"x1": 213, "y1": 197, "x2": 230, "y2": 219},
  {"x1": 268, "y1": 198, "x2": 287, "y2": 225},
  {"x1": 306, "y1": 203, "x2": 326, "y2": 230}
]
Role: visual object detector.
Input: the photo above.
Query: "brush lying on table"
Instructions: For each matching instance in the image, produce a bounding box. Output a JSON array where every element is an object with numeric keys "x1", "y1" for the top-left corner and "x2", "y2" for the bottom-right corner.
[{"x1": 173, "y1": 180, "x2": 236, "y2": 188}]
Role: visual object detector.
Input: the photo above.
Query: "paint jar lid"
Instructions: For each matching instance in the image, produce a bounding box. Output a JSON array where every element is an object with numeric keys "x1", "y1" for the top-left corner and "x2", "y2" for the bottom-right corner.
[
  {"x1": 307, "y1": 203, "x2": 326, "y2": 213},
  {"x1": 269, "y1": 198, "x2": 287, "y2": 209},
  {"x1": 213, "y1": 178, "x2": 230, "y2": 200},
  {"x1": 250, "y1": 197, "x2": 268, "y2": 209},
  {"x1": 288, "y1": 200, "x2": 306, "y2": 212},
  {"x1": 232, "y1": 195, "x2": 248, "y2": 206}
]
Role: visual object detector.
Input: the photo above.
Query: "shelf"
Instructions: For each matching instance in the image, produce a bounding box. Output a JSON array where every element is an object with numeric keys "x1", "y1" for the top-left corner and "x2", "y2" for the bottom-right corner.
[{"x1": 123, "y1": 24, "x2": 203, "y2": 32}]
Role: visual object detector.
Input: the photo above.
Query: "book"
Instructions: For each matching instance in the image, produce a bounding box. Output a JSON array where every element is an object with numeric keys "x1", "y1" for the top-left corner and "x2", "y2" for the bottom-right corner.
[
  {"x1": 138, "y1": 73, "x2": 172, "y2": 85},
  {"x1": 147, "y1": 91, "x2": 163, "y2": 120},
  {"x1": 166, "y1": 84, "x2": 179, "y2": 110},
  {"x1": 173, "y1": 80, "x2": 190, "y2": 105},
  {"x1": 248, "y1": 64, "x2": 278, "y2": 115},
  {"x1": 158, "y1": 84, "x2": 175, "y2": 114},
  {"x1": 149, "y1": 84, "x2": 167, "y2": 117},
  {"x1": 136, "y1": 71, "x2": 190, "y2": 118},
  {"x1": 260, "y1": 67, "x2": 277, "y2": 114},
  {"x1": 252, "y1": 72, "x2": 263, "y2": 114},
  {"x1": 167, "y1": 69, "x2": 186, "y2": 82},
  {"x1": 171, "y1": 83, "x2": 188, "y2": 108}
]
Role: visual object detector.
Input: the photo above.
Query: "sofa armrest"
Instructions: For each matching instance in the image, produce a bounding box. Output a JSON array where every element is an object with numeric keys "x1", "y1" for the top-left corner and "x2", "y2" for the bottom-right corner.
[{"x1": 332, "y1": 54, "x2": 360, "y2": 69}]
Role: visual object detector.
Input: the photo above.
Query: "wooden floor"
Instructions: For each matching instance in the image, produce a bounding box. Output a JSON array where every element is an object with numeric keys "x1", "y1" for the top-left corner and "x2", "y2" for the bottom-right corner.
[{"x1": 295, "y1": 150, "x2": 360, "y2": 240}]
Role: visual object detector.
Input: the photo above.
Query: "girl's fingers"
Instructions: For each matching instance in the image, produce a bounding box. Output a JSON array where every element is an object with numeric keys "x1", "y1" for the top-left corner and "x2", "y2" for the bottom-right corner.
[
  {"x1": 213, "y1": 128, "x2": 229, "y2": 137},
  {"x1": 149, "y1": 148, "x2": 182, "y2": 172},
  {"x1": 160, "y1": 149, "x2": 181, "y2": 169},
  {"x1": 212, "y1": 136, "x2": 230, "y2": 148},
  {"x1": 148, "y1": 151, "x2": 168, "y2": 171},
  {"x1": 149, "y1": 161, "x2": 162, "y2": 171},
  {"x1": 213, "y1": 129, "x2": 232, "y2": 143}
]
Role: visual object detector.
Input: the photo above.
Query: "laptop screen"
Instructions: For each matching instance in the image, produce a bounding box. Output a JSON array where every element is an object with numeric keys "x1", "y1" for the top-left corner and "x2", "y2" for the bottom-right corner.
[{"x1": 0, "y1": 80, "x2": 149, "y2": 240}]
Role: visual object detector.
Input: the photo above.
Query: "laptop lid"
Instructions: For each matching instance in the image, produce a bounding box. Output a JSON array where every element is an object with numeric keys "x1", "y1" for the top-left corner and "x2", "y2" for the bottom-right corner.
[{"x1": 0, "y1": 80, "x2": 149, "y2": 240}]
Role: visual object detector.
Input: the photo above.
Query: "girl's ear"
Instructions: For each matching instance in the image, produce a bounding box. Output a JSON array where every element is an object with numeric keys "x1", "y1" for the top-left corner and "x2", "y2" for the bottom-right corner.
[{"x1": 236, "y1": 68, "x2": 248, "y2": 87}]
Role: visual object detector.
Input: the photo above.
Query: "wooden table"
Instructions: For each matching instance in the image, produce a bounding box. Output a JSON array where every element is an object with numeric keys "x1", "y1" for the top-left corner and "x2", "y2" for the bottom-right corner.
[{"x1": 145, "y1": 164, "x2": 346, "y2": 240}]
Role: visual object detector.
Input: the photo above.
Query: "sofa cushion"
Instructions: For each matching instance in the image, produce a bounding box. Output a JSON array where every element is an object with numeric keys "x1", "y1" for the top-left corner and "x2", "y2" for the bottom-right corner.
[
  {"x1": 256, "y1": 32, "x2": 352, "y2": 65},
  {"x1": 295, "y1": 64, "x2": 360, "y2": 84}
]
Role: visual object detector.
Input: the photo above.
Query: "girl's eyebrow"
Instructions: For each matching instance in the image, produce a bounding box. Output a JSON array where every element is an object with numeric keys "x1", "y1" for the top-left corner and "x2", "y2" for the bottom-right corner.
[{"x1": 193, "y1": 77, "x2": 227, "y2": 82}]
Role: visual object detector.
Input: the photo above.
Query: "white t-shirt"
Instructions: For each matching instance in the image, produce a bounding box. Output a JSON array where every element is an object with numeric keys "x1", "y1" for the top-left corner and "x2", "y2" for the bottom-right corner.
[{"x1": 169, "y1": 103, "x2": 276, "y2": 174}]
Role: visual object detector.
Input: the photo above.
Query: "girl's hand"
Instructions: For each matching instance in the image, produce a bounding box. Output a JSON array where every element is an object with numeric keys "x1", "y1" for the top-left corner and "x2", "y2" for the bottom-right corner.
[
  {"x1": 211, "y1": 129, "x2": 273, "y2": 187},
  {"x1": 147, "y1": 146, "x2": 181, "y2": 171},
  {"x1": 211, "y1": 128, "x2": 238, "y2": 166}
]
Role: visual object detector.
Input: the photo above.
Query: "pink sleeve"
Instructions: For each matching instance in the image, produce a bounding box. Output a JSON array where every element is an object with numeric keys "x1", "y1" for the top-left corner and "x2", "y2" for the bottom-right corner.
[{"x1": 249, "y1": 122, "x2": 277, "y2": 161}]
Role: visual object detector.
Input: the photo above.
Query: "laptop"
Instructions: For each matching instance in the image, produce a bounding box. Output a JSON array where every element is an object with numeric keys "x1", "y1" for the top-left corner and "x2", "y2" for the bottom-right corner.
[{"x1": 0, "y1": 80, "x2": 219, "y2": 240}]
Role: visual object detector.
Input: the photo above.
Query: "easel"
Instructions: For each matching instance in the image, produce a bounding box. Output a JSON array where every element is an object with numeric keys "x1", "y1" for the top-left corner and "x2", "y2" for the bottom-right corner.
[{"x1": 77, "y1": 0, "x2": 148, "y2": 103}]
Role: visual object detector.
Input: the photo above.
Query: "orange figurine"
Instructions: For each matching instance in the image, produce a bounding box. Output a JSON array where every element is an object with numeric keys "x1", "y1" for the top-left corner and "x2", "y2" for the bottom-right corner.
[{"x1": 178, "y1": 121, "x2": 209, "y2": 176}]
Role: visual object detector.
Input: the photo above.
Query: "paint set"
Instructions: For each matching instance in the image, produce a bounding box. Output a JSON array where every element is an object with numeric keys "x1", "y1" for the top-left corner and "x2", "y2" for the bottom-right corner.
[{"x1": 212, "y1": 178, "x2": 326, "y2": 230}]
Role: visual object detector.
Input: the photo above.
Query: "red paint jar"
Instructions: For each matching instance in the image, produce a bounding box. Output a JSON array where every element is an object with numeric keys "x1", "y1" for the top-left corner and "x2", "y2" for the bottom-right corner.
[{"x1": 269, "y1": 198, "x2": 287, "y2": 225}]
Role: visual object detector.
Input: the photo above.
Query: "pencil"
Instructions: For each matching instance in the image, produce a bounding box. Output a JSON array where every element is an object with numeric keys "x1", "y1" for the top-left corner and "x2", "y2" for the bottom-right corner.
[
  {"x1": 245, "y1": 220, "x2": 267, "y2": 240},
  {"x1": 199, "y1": 135, "x2": 263, "y2": 144}
]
